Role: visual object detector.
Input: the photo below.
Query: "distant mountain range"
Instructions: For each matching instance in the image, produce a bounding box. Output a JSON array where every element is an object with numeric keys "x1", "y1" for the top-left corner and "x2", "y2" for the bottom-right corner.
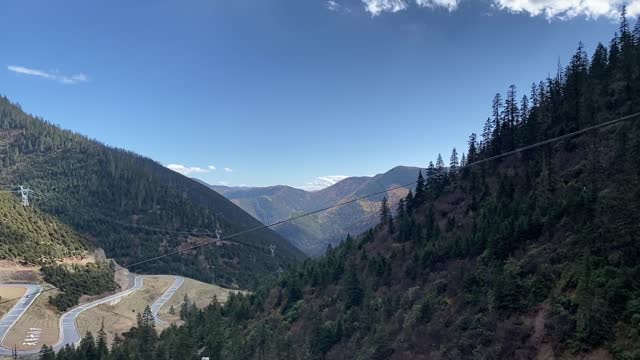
[{"x1": 203, "y1": 166, "x2": 420, "y2": 256}]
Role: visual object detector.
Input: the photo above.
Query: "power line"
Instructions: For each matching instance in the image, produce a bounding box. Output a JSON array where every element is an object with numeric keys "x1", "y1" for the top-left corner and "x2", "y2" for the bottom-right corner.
[{"x1": 0, "y1": 111, "x2": 638, "y2": 310}]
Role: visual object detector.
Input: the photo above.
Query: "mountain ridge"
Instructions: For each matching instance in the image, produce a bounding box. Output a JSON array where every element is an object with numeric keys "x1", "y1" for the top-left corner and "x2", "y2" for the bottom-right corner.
[
  {"x1": 204, "y1": 165, "x2": 420, "y2": 256},
  {"x1": 0, "y1": 96, "x2": 304, "y2": 289}
]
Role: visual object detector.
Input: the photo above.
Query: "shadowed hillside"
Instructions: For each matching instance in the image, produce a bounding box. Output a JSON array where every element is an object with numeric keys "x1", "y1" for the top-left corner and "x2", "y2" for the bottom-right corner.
[{"x1": 0, "y1": 98, "x2": 305, "y2": 289}]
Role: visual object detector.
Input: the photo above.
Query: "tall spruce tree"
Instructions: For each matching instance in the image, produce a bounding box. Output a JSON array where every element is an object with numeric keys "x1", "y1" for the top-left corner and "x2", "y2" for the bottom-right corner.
[{"x1": 450, "y1": 148, "x2": 459, "y2": 172}]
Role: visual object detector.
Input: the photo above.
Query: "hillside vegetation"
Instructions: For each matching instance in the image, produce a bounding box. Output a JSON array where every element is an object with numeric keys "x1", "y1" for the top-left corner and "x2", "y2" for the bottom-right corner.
[
  {"x1": 41, "y1": 10, "x2": 640, "y2": 360},
  {"x1": 0, "y1": 192, "x2": 88, "y2": 264},
  {"x1": 0, "y1": 98, "x2": 304, "y2": 289}
]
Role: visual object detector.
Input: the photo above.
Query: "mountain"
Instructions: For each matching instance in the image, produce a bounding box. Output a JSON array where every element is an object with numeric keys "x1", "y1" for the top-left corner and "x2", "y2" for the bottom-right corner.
[
  {"x1": 56, "y1": 16, "x2": 640, "y2": 359},
  {"x1": 208, "y1": 166, "x2": 420, "y2": 256},
  {"x1": 0, "y1": 97, "x2": 305, "y2": 289},
  {"x1": 0, "y1": 191, "x2": 89, "y2": 264}
]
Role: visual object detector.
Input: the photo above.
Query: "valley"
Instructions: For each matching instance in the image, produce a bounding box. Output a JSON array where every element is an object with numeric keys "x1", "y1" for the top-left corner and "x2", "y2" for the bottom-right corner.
[
  {"x1": 209, "y1": 166, "x2": 420, "y2": 256},
  {"x1": 2, "y1": 2, "x2": 640, "y2": 359}
]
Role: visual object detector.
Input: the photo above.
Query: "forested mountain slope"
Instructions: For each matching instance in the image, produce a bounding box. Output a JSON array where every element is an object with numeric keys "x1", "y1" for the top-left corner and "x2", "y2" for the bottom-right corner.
[
  {"x1": 0, "y1": 191, "x2": 89, "y2": 264},
  {"x1": 50, "y1": 11, "x2": 640, "y2": 360},
  {"x1": 210, "y1": 166, "x2": 420, "y2": 256},
  {"x1": 0, "y1": 98, "x2": 304, "y2": 289}
]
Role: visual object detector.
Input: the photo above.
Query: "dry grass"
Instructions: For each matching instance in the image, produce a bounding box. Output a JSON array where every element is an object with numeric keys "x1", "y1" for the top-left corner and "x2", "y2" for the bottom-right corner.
[
  {"x1": 0, "y1": 287, "x2": 26, "y2": 316},
  {"x1": 76, "y1": 276, "x2": 173, "y2": 345},
  {"x1": 2, "y1": 285, "x2": 60, "y2": 351},
  {"x1": 156, "y1": 278, "x2": 242, "y2": 325}
]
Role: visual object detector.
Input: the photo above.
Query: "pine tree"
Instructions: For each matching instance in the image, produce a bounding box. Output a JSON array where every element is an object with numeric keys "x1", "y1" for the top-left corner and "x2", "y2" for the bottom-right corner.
[
  {"x1": 530, "y1": 82, "x2": 539, "y2": 108},
  {"x1": 467, "y1": 133, "x2": 478, "y2": 162},
  {"x1": 449, "y1": 148, "x2": 459, "y2": 172},
  {"x1": 97, "y1": 319, "x2": 109, "y2": 359},
  {"x1": 504, "y1": 84, "x2": 519, "y2": 127},
  {"x1": 520, "y1": 95, "x2": 530, "y2": 123},
  {"x1": 380, "y1": 197, "x2": 390, "y2": 227},
  {"x1": 590, "y1": 43, "x2": 608, "y2": 81},
  {"x1": 397, "y1": 198, "x2": 406, "y2": 218},
  {"x1": 39, "y1": 346, "x2": 55, "y2": 360},
  {"x1": 405, "y1": 190, "x2": 414, "y2": 214},
  {"x1": 79, "y1": 331, "x2": 97, "y2": 359},
  {"x1": 180, "y1": 293, "x2": 191, "y2": 320},
  {"x1": 492, "y1": 93, "x2": 503, "y2": 131},
  {"x1": 482, "y1": 117, "x2": 494, "y2": 152},
  {"x1": 436, "y1": 153, "x2": 445, "y2": 172},
  {"x1": 344, "y1": 262, "x2": 363, "y2": 309},
  {"x1": 414, "y1": 170, "x2": 426, "y2": 205}
]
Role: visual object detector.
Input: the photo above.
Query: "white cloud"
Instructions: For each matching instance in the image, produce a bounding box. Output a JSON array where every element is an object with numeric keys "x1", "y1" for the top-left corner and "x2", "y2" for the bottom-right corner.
[
  {"x1": 224, "y1": 167, "x2": 233, "y2": 173},
  {"x1": 300, "y1": 175, "x2": 349, "y2": 191},
  {"x1": 327, "y1": 0, "x2": 352, "y2": 12},
  {"x1": 363, "y1": 0, "x2": 408, "y2": 16},
  {"x1": 166, "y1": 164, "x2": 211, "y2": 176},
  {"x1": 8, "y1": 65, "x2": 88, "y2": 85},
  {"x1": 416, "y1": 0, "x2": 460, "y2": 11},
  {"x1": 208, "y1": 165, "x2": 217, "y2": 170},
  {"x1": 492, "y1": 0, "x2": 638, "y2": 19},
  {"x1": 218, "y1": 181, "x2": 229, "y2": 186},
  {"x1": 359, "y1": 0, "x2": 637, "y2": 18}
]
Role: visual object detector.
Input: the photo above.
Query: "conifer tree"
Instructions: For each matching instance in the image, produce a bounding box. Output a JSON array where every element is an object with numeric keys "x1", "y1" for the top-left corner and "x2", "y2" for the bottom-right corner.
[
  {"x1": 504, "y1": 85, "x2": 519, "y2": 127},
  {"x1": 79, "y1": 331, "x2": 97, "y2": 359},
  {"x1": 397, "y1": 198, "x2": 406, "y2": 218},
  {"x1": 467, "y1": 133, "x2": 478, "y2": 162},
  {"x1": 520, "y1": 95, "x2": 530, "y2": 123},
  {"x1": 380, "y1": 197, "x2": 390, "y2": 227},
  {"x1": 97, "y1": 319, "x2": 108, "y2": 359},
  {"x1": 449, "y1": 148, "x2": 459, "y2": 172},
  {"x1": 482, "y1": 117, "x2": 494, "y2": 152},
  {"x1": 492, "y1": 93, "x2": 503, "y2": 130},
  {"x1": 414, "y1": 170, "x2": 426, "y2": 205}
]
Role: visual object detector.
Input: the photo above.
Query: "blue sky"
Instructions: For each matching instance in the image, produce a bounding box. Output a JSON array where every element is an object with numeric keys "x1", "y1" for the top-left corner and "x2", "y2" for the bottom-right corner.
[{"x1": 0, "y1": 0, "x2": 629, "y2": 189}]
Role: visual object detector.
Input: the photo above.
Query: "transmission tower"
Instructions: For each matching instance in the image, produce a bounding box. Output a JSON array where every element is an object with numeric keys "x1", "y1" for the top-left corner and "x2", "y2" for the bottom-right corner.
[
  {"x1": 215, "y1": 219, "x2": 222, "y2": 241},
  {"x1": 19, "y1": 186, "x2": 32, "y2": 207},
  {"x1": 269, "y1": 244, "x2": 276, "y2": 257}
]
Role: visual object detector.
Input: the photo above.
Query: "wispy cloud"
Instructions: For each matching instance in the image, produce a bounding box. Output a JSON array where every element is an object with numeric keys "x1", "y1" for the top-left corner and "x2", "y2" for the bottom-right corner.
[
  {"x1": 360, "y1": 0, "x2": 637, "y2": 18},
  {"x1": 208, "y1": 165, "x2": 217, "y2": 170},
  {"x1": 300, "y1": 175, "x2": 349, "y2": 191},
  {"x1": 327, "y1": 0, "x2": 352, "y2": 13},
  {"x1": 7, "y1": 65, "x2": 88, "y2": 85},
  {"x1": 224, "y1": 167, "x2": 234, "y2": 173},
  {"x1": 363, "y1": 0, "x2": 409, "y2": 16},
  {"x1": 166, "y1": 164, "x2": 211, "y2": 176},
  {"x1": 416, "y1": 0, "x2": 460, "y2": 11}
]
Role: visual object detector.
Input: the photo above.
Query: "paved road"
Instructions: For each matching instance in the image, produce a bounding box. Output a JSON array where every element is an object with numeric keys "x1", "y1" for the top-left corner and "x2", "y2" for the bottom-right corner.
[
  {"x1": 0, "y1": 275, "x2": 183, "y2": 355},
  {"x1": 0, "y1": 284, "x2": 43, "y2": 356},
  {"x1": 53, "y1": 275, "x2": 145, "y2": 350},
  {"x1": 150, "y1": 276, "x2": 184, "y2": 325}
]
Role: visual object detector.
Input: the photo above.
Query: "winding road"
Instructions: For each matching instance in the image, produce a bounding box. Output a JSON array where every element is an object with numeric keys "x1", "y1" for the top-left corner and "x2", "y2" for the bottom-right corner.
[
  {"x1": 0, "y1": 284, "x2": 42, "y2": 356},
  {"x1": 150, "y1": 276, "x2": 184, "y2": 325},
  {"x1": 0, "y1": 275, "x2": 184, "y2": 355}
]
